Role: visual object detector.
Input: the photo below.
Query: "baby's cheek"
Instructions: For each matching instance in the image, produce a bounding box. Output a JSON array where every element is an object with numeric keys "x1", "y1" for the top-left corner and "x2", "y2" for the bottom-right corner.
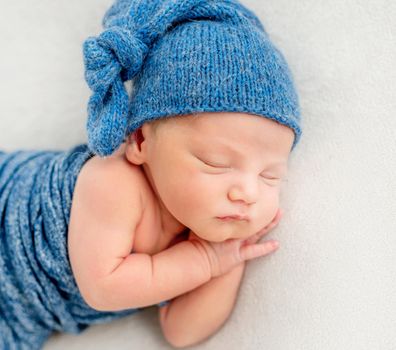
[
  {"x1": 178, "y1": 171, "x2": 211, "y2": 200},
  {"x1": 253, "y1": 191, "x2": 279, "y2": 226},
  {"x1": 177, "y1": 183, "x2": 214, "y2": 226}
]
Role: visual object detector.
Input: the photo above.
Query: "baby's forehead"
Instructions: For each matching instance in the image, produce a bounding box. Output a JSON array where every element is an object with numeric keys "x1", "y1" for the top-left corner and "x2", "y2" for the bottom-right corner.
[{"x1": 153, "y1": 112, "x2": 293, "y2": 153}]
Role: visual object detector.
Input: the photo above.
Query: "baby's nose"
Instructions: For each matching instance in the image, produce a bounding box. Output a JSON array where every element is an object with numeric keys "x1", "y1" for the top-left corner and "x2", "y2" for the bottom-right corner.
[{"x1": 228, "y1": 175, "x2": 259, "y2": 205}]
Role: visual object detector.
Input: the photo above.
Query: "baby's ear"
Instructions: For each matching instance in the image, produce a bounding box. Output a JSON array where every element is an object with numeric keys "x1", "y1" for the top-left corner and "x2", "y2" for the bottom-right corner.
[{"x1": 125, "y1": 128, "x2": 145, "y2": 165}]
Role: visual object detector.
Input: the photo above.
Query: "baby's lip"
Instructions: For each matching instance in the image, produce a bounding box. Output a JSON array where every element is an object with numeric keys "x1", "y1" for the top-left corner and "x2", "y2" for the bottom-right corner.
[{"x1": 217, "y1": 215, "x2": 250, "y2": 222}]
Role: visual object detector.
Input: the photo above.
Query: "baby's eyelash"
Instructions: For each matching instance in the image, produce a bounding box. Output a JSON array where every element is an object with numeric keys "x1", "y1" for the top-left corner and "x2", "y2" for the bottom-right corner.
[
  {"x1": 197, "y1": 156, "x2": 229, "y2": 168},
  {"x1": 260, "y1": 175, "x2": 279, "y2": 179}
]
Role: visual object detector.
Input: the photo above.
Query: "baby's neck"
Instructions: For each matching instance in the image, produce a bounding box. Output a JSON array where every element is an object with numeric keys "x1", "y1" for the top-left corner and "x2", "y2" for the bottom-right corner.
[
  {"x1": 139, "y1": 162, "x2": 187, "y2": 238},
  {"x1": 157, "y1": 199, "x2": 187, "y2": 238}
]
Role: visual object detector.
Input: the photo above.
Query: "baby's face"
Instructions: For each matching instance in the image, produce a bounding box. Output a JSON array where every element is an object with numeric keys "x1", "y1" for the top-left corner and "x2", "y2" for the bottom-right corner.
[{"x1": 130, "y1": 112, "x2": 294, "y2": 242}]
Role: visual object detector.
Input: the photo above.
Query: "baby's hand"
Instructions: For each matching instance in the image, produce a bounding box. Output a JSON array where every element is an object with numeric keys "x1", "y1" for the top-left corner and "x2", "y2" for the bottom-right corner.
[
  {"x1": 242, "y1": 207, "x2": 283, "y2": 245},
  {"x1": 188, "y1": 208, "x2": 283, "y2": 278}
]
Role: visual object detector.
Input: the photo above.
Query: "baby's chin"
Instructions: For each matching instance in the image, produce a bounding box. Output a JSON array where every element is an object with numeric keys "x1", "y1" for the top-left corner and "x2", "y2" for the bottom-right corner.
[{"x1": 194, "y1": 219, "x2": 257, "y2": 242}]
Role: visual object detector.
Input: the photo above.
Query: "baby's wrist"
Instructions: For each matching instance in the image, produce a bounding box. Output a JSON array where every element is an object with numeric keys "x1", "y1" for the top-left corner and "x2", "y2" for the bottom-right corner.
[{"x1": 188, "y1": 239, "x2": 214, "y2": 279}]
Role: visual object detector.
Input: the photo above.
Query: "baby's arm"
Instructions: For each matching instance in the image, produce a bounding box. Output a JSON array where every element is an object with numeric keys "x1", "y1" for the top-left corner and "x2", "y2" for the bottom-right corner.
[
  {"x1": 159, "y1": 261, "x2": 246, "y2": 348},
  {"x1": 90, "y1": 240, "x2": 212, "y2": 310}
]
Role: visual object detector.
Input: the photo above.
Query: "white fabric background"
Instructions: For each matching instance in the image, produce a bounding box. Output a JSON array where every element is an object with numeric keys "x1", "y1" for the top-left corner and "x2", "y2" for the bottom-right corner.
[{"x1": 0, "y1": 1, "x2": 395, "y2": 349}]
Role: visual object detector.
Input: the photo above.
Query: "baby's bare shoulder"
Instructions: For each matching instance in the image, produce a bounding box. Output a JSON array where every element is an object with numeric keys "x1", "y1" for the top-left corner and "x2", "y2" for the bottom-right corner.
[
  {"x1": 72, "y1": 153, "x2": 144, "y2": 235},
  {"x1": 68, "y1": 153, "x2": 144, "y2": 287}
]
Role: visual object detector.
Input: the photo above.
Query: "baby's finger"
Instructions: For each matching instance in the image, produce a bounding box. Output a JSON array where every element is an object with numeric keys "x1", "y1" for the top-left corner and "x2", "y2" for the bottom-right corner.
[
  {"x1": 244, "y1": 226, "x2": 278, "y2": 247},
  {"x1": 267, "y1": 208, "x2": 283, "y2": 230},
  {"x1": 240, "y1": 240, "x2": 279, "y2": 261},
  {"x1": 246, "y1": 226, "x2": 270, "y2": 244},
  {"x1": 243, "y1": 230, "x2": 265, "y2": 245},
  {"x1": 258, "y1": 208, "x2": 284, "y2": 234}
]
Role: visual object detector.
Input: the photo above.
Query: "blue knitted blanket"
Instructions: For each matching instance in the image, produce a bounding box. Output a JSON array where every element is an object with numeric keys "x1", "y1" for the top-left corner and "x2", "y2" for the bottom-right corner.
[{"x1": 0, "y1": 144, "x2": 168, "y2": 349}]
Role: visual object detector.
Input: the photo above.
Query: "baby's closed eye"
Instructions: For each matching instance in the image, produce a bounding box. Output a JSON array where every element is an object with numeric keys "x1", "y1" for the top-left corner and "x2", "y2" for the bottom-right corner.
[
  {"x1": 196, "y1": 155, "x2": 284, "y2": 180},
  {"x1": 196, "y1": 156, "x2": 230, "y2": 169}
]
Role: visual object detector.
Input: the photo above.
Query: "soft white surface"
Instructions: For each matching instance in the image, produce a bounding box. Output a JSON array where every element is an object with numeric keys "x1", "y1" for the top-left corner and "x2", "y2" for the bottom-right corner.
[{"x1": 1, "y1": 0, "x2": 395, "y2": 349}]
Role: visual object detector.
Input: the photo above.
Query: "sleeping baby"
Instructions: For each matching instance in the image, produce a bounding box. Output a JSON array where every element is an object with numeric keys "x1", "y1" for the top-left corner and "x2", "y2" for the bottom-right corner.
[{"x1": 0, "y1": 0, "x2": 302, "y2": 349}]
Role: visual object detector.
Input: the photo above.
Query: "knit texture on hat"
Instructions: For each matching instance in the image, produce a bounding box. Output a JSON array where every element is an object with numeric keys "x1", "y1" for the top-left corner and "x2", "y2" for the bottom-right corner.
[{"x1": 83, "y1": 0, "x2": 302, "y2": 157}]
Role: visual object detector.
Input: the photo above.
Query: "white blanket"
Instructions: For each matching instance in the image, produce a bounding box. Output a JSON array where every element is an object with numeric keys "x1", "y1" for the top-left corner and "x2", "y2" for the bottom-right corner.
[{"x1": 0, "y1": 0, "x2": 395, "y2": 349}]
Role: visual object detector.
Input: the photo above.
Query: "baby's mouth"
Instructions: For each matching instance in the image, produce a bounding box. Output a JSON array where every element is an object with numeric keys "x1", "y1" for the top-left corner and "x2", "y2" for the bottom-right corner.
[{"x1": 216, "y1": 215, "x2": 250, "y2": 222}]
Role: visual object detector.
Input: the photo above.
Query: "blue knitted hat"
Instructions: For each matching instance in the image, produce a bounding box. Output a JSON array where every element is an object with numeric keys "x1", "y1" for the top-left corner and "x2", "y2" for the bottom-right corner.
[{"x1": 83, "y1": 0, "x2": 302, "y2": 157}]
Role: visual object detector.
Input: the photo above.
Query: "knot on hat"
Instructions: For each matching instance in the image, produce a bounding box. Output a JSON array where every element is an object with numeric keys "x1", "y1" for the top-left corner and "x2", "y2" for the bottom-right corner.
[
  {"x1": 82, "y1": 27, "x2": 149, "y2": 157},
  {"x1": 83, "y1": 27, "x2": 148, "y2": 84}
]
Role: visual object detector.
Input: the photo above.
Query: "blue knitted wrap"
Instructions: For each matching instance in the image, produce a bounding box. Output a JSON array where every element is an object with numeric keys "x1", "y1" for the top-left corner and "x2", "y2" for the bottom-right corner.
[{"x1": 0, "y1": 145, "x2": 169, "y2": 349}]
